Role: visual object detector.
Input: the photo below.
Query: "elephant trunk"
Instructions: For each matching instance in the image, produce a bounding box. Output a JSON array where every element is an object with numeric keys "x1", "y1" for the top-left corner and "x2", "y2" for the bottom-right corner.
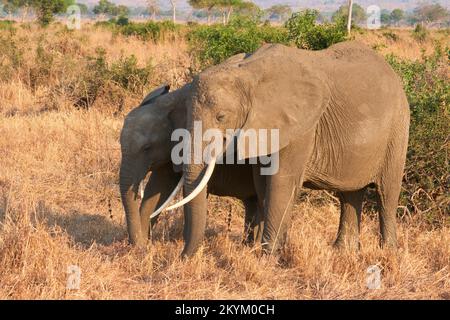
[
  {"x1": 120, "y1": 163, "x2": 146, "y2": 248},
  {"x1": 181, "y1": 163, "x2": 208, "y2": 257}
]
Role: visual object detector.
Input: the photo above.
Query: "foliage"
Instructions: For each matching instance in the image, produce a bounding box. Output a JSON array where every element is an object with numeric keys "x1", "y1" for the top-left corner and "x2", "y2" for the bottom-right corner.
[
  {"x1": 188, "y1": 16, "x2": 288, "y2": 66},
  {"x1": 285, "y1": 10, "x2": 347, "y2": 50},
  {"x1": 0, "y1": 19, "x2": 16, "y2": 30},
  {"x1": 119, "y1": 20, "x2": 179, "y2": 41},
  {"x1": 2, "y1": 0, "x2": 72, "y2": 25},
  {"x1": 188, "y1": 0, "x2": 258, "y2": 24},
  {"x1": 412, "y1": 24, "x2": 428, "y2": 42},
  {"x1": 332, "y1": 3, "x2": 366, "y2": 24},
  {"x1": 413, "y1": 4, "x2": 449, "y2": 24},
  {"x1": 0, "y1": 31, "x2": 23, "y2": 80},
  {"x1": 390, "y1": 9, "x2": 404, "y2": 25},
  {"x1": 116, "y1": 15, "x2": 129, "y2": 26},
  {"x1": 265, "y1": 4, "x2": 292, "y2": 22},
  {"x1": 382, "y1": 31, "x2": 399, "y2": 42},
  {"x1": 386, "y1": 47, "x2": 449, "y2": 220},
  {"x1": 93, "y1": 0, "x2": 129, "y2": 17}
]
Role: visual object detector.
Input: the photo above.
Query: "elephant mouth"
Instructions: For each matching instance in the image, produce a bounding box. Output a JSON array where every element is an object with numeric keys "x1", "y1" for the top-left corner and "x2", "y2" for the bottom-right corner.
[
  {"x1": 150, "y1": 155, "x2": 218, "y2": 219},
  {"x1": 148, "y1": 130, "x2": 239, "y2": 220}
]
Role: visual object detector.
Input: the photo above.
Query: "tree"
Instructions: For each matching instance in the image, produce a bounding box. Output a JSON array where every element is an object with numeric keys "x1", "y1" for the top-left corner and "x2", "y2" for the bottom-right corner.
[
  {"x1": 93, "y1": 0, "x2": 129, "y2": 18},
  {"x1": 1, "y1": 0, "x2": 20, "y2": 19},
  {"x1": 76, "y1": 2, "x2": 88, "y2": 15},
  {"x1": 188, "y1": 0, "x2": 215, "y2": 24},
  {"x1": 1, "y1": 0, "x2": 33, "y2": 21},
  {"x1": 266, "y1": 4, "x2": 292, "y2": 22},
  {"x1": 93, "y1": 0, "x2": 114, "y2": 16},
  {"x1": 413, "y1": 4, "x2": 448, "y2": 26},
  {"x1": 34, "y1": 0, "x2": 73, "y2": 25},
  {"x1": 146, "y1": 0, "x2": 159, "y2": 20},
  {"x1": 217, "y1": 0, "x2": 253, "y2": 24},
  {"x1": 234, "y1": 1, "x2": 260, "y2": 19},
  {"x1": 168, "y1": 0, "x2": 177, "y2": 23},
  {"x1": 390, "y1": 8, "x2": 404, "y2": 26},
  {"x1": 346, "y1": 0, "x2": 352, "y2": 35},
  {"x1": 332, "y1": 2, "x2": 366, "y2": 25},
  {"x1": 380, "y1": 9, "x2": 391, "y2": 25},
  {"x1": 1, "y1": 0, "x2": 73, "y2": 24},
  {"x1": 114, "y1": 5, "x2": 129, "y2": 17}
]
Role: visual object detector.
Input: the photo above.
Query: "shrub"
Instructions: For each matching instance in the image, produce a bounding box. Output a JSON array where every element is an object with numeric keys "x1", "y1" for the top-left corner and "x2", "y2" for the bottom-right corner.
[
  {"x1": 382, "y1": 31, "x2": 399, "y2": 42},
  {"x1": 285, "y1": 10, "x2": 347, "y2": 50},
  {"x1": 116, "y1": 15, "x2": 130, "y2": 26},
  {"x1": 110, "y1": 54, "x2": 152, "y2": 94},
  {"x1": 0, "y1": 20, "x2": 16, "y2": 31},
  {"x1": 386, "y1": 47, "x2": 449, "y2": 221},
  {"x1": 0, "y1": 32, "x2": 23, "y2": 81},
  {"x1": 188, "y1": 17, "x2": 288, "y2": 67},
  {"x1": 412, "y1": 24, "x2": 428, "y2": 42}
]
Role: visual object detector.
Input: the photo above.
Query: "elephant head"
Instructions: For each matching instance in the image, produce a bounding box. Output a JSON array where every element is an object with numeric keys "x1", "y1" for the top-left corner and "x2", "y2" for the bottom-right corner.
[
  {"x1": 161, "y1": 45, "x2": 329, "y2": 256},
  {"x1": 119, "y1": 84, "x2": 191, "y2": 247}
]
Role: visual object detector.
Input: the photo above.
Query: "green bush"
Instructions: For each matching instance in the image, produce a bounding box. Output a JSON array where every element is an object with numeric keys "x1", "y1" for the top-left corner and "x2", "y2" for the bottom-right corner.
[
  {"x1": 382, "y1": 31, "x2": 399, "y2": 42},
  {"x1": 188, "y1": 17, "x2": 288, "y2": 67},
  {"x1": 116, "y1": 15, "x2": 130, "y2": 26},
  {"x1": 110, "y1": 54, "x2": 152, "y2": 93},
  {"x1": 285, "y1": 10, "x2": 347, "y2": 50},
  {"x1": 412, "y1": 24, "x2": 428, "y2": 42},
  {"x1": 0, "y1": 32, "x2": 23, "y2": 81},
  {"x1": 95, "y1": 19, "x2": 182, "y2": 42},
  {"x1": 386, "y1": 47, "x2": 449, "y2": 221},
  {"x1": 0, "y1": 20, "x2": 16, "y2": 31}
]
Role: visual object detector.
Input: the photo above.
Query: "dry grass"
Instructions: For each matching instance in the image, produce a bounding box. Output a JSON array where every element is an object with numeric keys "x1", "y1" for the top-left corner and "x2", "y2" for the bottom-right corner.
[
  {"x1": 355, "y1": 28, "x2": 449, "y2": 60},
  {"x1": 0, "y1": 24, "x2": 448, "y2": 300}
]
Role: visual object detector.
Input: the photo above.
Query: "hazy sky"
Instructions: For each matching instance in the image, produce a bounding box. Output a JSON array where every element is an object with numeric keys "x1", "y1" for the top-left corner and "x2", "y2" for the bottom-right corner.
[{"x1": 77, "y1": 0, "x2": 448, "y2": 11}]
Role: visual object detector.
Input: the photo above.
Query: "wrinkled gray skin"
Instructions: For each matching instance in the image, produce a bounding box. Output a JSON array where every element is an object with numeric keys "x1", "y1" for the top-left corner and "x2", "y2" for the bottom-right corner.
[
  {"x1": 180, "y1": 42, "x2": 410, "y2": 257},
  {"x1": 119, "y1": 83, "x2": 263, "y2": 248}
]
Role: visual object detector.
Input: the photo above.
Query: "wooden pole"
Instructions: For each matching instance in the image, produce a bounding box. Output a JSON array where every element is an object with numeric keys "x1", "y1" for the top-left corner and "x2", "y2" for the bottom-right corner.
[{"x1": 347, "y1": 0, "x2": 353, "y2": 36}]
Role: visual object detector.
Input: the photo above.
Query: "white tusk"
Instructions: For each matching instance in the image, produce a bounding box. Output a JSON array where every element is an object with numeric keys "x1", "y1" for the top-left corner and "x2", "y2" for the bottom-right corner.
[
  {"x1": 150, "y1": 175, "x2": 185, "y2": 219},
  {"x1": 139, "y1": 181, "x2": 145, "y2": 199},
  {"x1": 164, "y1": 156, "x2": 217, "y2": 212}
]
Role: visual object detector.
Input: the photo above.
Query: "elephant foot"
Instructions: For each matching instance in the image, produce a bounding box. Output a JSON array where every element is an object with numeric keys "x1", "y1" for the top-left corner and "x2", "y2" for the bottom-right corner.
[
  {"x1": 380, "y1": 237, "x2": 398, "y2": 250},
  {"x1": 333, "y1": 237, "x2": 360, "y2": 251}
]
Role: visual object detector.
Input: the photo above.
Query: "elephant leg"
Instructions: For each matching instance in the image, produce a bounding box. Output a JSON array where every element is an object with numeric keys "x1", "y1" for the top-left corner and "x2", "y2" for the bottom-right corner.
[
  {"x1": 259, "y1": 137, "x2": 313, "y2": 254},
  {"x1": 375, "y1": 167, "x2": 404, "y2": 249},
  {"x1": 243, "y1": 197, "x2": 264, "y2": 246},
  {"x1": 261, "y1": 173, "x2": 297, "y2": 255},
  {"x1": 375, "y1": 181, "x2": 400, "y2": 249},
  {"x1": 334, "y1": 189, "x2": 365, "y2": 250},
  {"x1": 140, "y1": 164, "x2": 180, "y2": 240}
]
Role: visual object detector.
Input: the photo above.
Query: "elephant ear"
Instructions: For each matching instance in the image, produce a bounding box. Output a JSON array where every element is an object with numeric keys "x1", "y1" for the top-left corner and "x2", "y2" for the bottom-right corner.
[
  {"x1": 237, "y1": 46, "x2": 329, "y2": 159},
  {"x1": 140, "y1": 84, "x2": 171, "y2": 107}
]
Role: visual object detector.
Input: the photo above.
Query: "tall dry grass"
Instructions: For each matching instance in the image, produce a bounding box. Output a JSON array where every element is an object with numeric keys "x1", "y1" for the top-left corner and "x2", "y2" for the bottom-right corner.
[{"x1": 0, "y1": 23, "x2": 448, "y2": 299}]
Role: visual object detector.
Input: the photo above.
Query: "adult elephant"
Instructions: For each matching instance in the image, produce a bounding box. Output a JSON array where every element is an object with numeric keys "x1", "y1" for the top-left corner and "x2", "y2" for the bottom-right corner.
[
  {"x1": 119, "y1": 79, "x2": 264, "y2": 248},
  {"x1": 162, "y1": 41, "x2": 410, "y2": 257}
]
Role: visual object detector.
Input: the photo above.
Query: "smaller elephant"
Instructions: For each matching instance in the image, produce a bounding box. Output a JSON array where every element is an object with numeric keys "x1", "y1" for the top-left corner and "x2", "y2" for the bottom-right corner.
[{"x1": 119, "y1": 83, "x2": 264, "y2": 248}]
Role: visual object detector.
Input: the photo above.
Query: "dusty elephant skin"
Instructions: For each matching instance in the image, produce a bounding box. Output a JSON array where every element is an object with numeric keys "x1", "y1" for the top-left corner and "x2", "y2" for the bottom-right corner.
[
  {"x1": 175, "y1": 41, "x2": 410, "y2": 257},
  {"x1": 119, "y1": 83, "x2": 264, "y2": 248}
]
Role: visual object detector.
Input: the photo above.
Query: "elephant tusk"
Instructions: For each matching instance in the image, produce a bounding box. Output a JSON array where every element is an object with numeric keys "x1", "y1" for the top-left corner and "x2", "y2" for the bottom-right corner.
[
  {"x1": 150, "y1": 175, "x2": 185, "y2": 219},
  {"x1": 139, "y1": 180, "x2": 145, "y2": 199},
  {"x1": 164, "y1": 156, "x2": 217, "y2": 212}
]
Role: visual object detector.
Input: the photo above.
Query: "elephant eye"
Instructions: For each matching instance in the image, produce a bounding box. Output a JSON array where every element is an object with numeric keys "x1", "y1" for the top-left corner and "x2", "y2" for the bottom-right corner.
[
  {"x1": 216, "y1": 112, "x2": 226, "y2": 123},
  {"x1": 142, "y1": 144, "x2": 152, "y2": 152}
]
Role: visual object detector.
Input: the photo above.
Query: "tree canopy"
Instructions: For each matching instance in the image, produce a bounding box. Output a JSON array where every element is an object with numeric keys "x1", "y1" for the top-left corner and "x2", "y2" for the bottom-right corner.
[
  {"x1": 266, "y1": 4, "x2": 292, "y2": 22},
  {"x1": 332, "y1": 3, "x2": 367, "y2": 25},
  {"x1": 1, "y1": 0, "x2": 74, "y2": 25},
  {"x1": 413, "y1": 4, "x2": 448, "y2": 24},
  {"x1": 93, "y1": 0, "x2": 129, "y2": 17}
]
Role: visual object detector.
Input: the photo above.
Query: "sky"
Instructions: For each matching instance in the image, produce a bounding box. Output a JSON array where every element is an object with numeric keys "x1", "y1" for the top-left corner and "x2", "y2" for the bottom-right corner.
[{"x1": 77, "y1": 0, "x2": 449, "y2": 11}]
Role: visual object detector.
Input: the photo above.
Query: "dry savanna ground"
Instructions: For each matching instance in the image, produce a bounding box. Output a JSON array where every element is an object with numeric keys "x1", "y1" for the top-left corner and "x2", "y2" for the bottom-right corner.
[{"x1": 0, "y1": 23, "x2": 449, "y2": 299}]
